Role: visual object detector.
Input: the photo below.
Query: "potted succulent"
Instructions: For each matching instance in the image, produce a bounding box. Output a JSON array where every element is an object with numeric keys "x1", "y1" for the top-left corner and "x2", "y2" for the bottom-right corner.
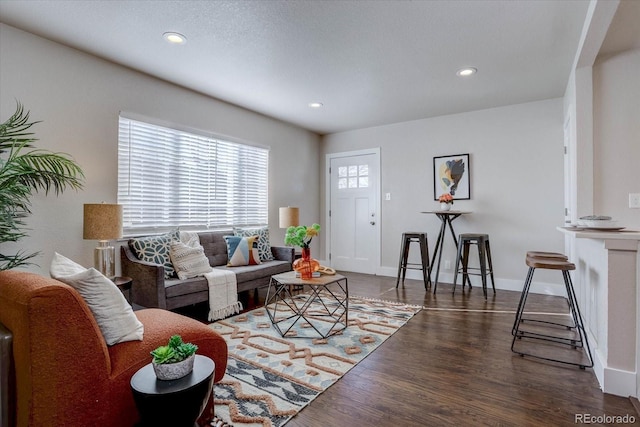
[{"x1": 150, "y1": 335, "x2": 198, "y2": 380}]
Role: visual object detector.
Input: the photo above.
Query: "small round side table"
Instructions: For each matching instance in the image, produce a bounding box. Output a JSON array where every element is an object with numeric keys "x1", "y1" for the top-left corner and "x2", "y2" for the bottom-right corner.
[
  {"x1": 113, "y1": 276, "x2": 132, "y2": 302},
  {"x1": 130, "y1": 354, "x2": 215, "y2": 427}
]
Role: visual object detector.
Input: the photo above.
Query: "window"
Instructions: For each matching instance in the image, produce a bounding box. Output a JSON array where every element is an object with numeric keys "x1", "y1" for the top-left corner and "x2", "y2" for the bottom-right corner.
[
  {"x1": 117, "y1": 115, "x2": 268, "y2": 235},
  {"x1": 337, "y1": 164, "x2": 369, "y2": 189}
]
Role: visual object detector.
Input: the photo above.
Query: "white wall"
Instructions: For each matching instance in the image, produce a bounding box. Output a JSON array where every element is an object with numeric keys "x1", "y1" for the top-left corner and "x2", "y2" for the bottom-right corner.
[
  {"x1": 0, "y1": 24, "x2": 321, "y2": 276},
  {"x1": 593, "y1": 48, "x2": 640, "y2": 229},
  {"x1": 321, "y1": 99, "x2": 567, "y2": 291}
]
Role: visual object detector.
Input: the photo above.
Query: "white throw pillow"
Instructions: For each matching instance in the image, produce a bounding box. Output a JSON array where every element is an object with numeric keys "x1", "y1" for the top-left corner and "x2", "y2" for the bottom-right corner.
[
  {"x1": 50, "y1": 252, "x2": 144, "y2": 346},
  {"x1": 170, "y1": 240, "x2": 213, "y2": 279}
]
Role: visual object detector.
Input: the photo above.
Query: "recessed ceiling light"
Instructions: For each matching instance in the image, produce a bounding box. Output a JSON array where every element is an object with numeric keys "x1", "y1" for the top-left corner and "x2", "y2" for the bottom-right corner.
[
  {"x1": 308, "y1": 102, "x2": 323, "y2": 108},
  {"x1": 163, "y1": 32, "x2": 187, "y2": 45},
  {"x1": 456, "y1": 67, "x2": 477, "y2": 77}
]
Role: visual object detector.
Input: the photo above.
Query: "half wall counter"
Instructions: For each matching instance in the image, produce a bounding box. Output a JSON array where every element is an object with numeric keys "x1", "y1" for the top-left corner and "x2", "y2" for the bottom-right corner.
[{"x1": 558, "y1": 226, "x2": 640, "y2": 398}]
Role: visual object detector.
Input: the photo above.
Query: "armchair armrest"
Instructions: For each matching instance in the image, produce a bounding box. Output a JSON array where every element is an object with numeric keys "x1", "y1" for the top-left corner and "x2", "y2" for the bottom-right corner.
[
  {"x1": 0, "y1": 322, "x2": 14, "y2": 427},
  {"x1": 120, "y1": 245, "x2": 167, "y2": 309},
  {"x1": 271, "y1": 246, "x2": 294, "y2": 264}
]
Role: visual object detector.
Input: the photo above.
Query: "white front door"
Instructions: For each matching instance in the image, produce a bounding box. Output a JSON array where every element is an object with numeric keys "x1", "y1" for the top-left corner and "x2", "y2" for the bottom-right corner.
[{"x1": 328, "y1": 151, "x2": 379, "y2": 273}]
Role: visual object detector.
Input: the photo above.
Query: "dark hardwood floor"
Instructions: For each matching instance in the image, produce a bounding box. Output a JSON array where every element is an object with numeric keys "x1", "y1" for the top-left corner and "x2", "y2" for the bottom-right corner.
[{"x1": 188, "y1": 272, "x2": 640, "y2": 426}]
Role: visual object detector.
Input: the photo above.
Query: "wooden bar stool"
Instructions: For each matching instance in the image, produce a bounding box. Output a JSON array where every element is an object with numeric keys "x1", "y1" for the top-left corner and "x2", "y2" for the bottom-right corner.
[
  {"x1": 511, "y1": 256, "x2": 593, "y2": 369},
  {"x1": 452, "y1": 233, "x2": 495, "y2": 298},
  {"x1": 511, "y1": 251, "x2": 569, "y2": 335},
  {"x1": 525, "y1": 251, "x2": 568, "y2": 260},
  {"x1": 396, "y1": 232, "x2": 431, "y2": 290},
  {"x1": 512, "y1": 252, "x2": 569, "y2": 335}
]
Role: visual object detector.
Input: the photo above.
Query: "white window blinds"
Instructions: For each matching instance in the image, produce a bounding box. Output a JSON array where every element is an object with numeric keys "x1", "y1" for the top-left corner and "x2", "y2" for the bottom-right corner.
[{"x1": 117, "y1": 116, "x2": 268, "y2": 235}]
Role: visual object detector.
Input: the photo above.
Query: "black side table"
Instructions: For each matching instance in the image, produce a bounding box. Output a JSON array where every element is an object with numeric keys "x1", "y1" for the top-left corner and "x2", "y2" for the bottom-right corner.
[
  {"x1": 130, "y1": 355, "x2": 215, "y2": 427},
  {"x1": 113, "y1": 276, "x2": 132, "y2": 302}
]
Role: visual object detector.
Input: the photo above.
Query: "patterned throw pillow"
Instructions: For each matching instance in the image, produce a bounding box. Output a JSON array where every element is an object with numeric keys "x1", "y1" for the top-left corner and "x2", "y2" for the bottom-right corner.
[
  {"x1": 129, "y1": 229, "x2": 179, "y2": 279},
  {"x1": 233, "y1": 226, "x2": 274, "y2": 261},
  {"x1": 224, "y1": 235, "x2": 261, "y2": 266},
  {"x1": 170, "y1": 240, "x2": 212, "y2": 280}
]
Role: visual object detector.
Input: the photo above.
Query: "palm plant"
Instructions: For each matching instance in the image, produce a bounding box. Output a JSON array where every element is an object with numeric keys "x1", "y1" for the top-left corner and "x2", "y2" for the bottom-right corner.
[{"x1": 0, "y1": 102, "x2": 85, "y2": 270}]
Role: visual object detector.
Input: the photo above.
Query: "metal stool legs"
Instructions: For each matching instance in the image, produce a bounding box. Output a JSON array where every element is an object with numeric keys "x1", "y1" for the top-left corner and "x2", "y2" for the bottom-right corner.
[
  {"x1": 396, "y1": 232, "x2": 431, "y2": 290},
  {"x1": 452, "y1": 234, "x2": 495, "y2": 298},
  {"x1": 511, "y1": 256, "x2": 594, "y2": 369}
]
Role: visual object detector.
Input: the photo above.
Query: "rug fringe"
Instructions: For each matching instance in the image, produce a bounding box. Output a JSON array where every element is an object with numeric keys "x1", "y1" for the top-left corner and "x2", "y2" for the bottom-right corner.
[{"x1": 351, "y1": 294, "x2": 423, "y2": 310}]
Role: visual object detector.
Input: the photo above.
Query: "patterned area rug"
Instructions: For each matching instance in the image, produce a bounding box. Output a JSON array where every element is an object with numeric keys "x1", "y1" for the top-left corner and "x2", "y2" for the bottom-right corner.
[{"x1": 206, "y1": 293, "x2": 422, "y2": 426}]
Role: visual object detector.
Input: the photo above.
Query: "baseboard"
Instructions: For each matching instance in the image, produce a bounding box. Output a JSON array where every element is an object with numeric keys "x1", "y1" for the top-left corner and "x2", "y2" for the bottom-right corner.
[
  {"x1": 375, "y1": 266, "x2": 565, "y2": 296},
  {"x1": 602, "y1": 366, "x2": 637, "y2": 398}
]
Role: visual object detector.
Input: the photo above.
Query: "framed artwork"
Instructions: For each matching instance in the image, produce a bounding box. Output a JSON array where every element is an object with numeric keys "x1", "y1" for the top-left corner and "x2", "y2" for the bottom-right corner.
[{"x1": 433, "y1": 153, "x2": 470, "y2": 200}]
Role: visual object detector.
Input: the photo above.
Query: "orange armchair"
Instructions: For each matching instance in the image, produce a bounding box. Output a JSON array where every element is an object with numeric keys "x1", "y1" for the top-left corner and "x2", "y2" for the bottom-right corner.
[{"x1": 0, "y1": 270, "x2": 227, "y2": 427}]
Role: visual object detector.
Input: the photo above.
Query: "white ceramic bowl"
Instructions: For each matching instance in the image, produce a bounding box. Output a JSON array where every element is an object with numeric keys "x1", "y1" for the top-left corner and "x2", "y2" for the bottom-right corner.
[{"x1": 577, "y1": 219, "x2": 618, "y2": 228}]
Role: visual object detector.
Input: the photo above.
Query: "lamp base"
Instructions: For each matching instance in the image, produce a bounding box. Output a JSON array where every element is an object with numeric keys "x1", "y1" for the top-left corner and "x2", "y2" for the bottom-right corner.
[{"x1": 95, "y1": 241, "x2": 115, "y2": 279}]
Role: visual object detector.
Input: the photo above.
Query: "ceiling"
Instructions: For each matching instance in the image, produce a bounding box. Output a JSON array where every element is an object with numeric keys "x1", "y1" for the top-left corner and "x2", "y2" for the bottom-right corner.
[{"x1": 0, "y1": 0, "x2": 604, "y2": 135}]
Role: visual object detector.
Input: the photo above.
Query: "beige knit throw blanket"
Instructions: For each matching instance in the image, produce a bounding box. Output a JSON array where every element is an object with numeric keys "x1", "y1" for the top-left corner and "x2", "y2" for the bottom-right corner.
[
  {"x1": 178, "y1": 231, "x2": 242, "y2": 321},
  {"x1": 204, "y1": 268, "x2": 243, "y2": 321}
]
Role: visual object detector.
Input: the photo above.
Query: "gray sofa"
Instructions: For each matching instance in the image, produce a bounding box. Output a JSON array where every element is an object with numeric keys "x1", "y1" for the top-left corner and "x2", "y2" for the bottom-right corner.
[{"x1": 120, "y1": 230, "x2": 294, "y2": 310}]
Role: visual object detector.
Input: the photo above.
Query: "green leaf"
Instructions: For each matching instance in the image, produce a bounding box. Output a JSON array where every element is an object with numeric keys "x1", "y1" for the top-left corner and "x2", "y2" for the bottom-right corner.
[
  {"x1": 150, "y1": 346, "x2": 176, "y2": 364},
  {"x1": 0, "y1": 101, "x2": 85, "y2": 270}
]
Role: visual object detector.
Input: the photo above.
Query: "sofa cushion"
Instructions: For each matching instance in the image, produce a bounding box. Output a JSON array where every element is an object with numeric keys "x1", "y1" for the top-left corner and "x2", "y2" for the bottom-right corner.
[
  {"x1": 198, "y1": 232, "x2": 230, "y2": 267},
  {"x1": 130, "y1": 229, "x2": 179, "y2": 279},
  {"x1": 234, "y1": 226, "x2": 274, "y2": 261},
  {"x1": 216, "y1": 260, "x2": 291, "y2": 283},
  {"x1": 170, "y1": 240, "x2": 212, "y2": 280},
  {"x1": 49, "y1": 252, "x2": 144, "y2": 346},
  {"x1": 163, "y1": 260, "x2": 292, "y2": 298},
  {"x1": 224, "y1": 235, "x2": 261, "y2": 266}
]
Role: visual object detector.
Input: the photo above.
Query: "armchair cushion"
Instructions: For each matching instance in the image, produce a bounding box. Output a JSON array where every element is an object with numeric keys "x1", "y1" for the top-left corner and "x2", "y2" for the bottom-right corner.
[{"x1": 50, "y1": 252, "x2": 144, "y2": 345}]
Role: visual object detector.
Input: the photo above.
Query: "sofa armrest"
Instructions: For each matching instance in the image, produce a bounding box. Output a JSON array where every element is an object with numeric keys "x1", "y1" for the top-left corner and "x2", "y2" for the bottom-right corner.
[
  {"x1": 120, "y1": 245, "x2": 167, "y2": 309},
  {"x1": 271, "y1": 246, "x2": 295, "y2": 264}
]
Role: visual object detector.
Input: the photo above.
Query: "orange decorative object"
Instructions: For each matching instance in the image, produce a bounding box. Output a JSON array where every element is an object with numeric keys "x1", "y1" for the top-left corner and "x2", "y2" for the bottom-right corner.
[{"x1": 293, "y1": 247, "x2": 320, "y2": 279}]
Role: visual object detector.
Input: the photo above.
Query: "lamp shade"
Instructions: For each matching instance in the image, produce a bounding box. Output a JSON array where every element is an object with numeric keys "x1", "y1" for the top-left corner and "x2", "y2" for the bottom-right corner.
[
  {"x1": 83, "y1": 203, "x2": 123, "y2": 240},
  {"x1": 279, "y1": 207, "x2": 299, "y2": 228}
]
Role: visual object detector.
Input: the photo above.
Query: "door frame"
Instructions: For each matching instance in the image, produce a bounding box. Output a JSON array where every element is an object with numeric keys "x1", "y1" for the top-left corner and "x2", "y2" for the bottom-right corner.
[{"x1": 325, "y1": 148, "x2": 381, "y2": 273}]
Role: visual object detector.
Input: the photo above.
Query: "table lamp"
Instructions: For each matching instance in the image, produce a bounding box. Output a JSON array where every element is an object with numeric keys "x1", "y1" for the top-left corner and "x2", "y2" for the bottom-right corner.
[
  {"x1": 83, "y1": 203, "x2": 123, "y2": 279},
  {"x1": 279, "y1": 206, "x2": 299, "y2": 229}
]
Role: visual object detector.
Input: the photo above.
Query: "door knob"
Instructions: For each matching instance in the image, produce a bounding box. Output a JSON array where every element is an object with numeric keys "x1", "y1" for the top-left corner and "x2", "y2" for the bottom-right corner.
[{"x1": 370, "y1": 221, "x2": 375, "y2": 225}]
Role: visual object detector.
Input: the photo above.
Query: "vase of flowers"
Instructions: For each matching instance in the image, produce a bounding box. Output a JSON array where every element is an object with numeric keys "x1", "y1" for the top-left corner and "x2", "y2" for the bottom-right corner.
[
  {"x1": 438, "y1": 193, "x2": 454, "y2": 211},
  {"x1": 285, "y1": 224, "x2": 321, "y2": 279}
]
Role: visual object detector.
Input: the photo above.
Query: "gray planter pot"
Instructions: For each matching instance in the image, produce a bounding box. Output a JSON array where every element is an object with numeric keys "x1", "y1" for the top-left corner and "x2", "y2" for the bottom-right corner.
[{"x1": 152, "y1": 354, "x2": 195, "y2": 381}]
